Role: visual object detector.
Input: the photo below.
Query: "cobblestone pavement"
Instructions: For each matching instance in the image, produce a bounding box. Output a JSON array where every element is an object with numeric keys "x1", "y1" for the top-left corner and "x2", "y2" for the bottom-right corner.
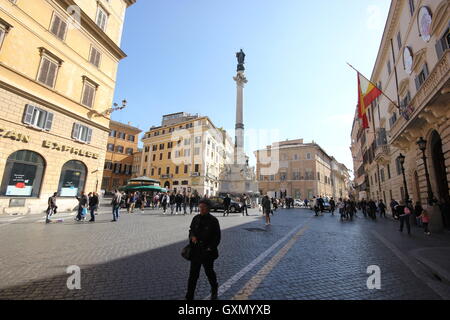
[{"x1": 0, "y1": 207, "x2": 449, "y2": 300}]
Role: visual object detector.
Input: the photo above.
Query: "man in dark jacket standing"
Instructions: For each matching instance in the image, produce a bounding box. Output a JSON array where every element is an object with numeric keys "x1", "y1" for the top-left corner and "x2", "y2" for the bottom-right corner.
[
  {"x1": 88, "y1": 192, "x2": 99, "y2": 222},
  {"x1": 329, "y1": 198, "x2": 336, "y2": 215},
  {"x1": 368, "y1": 199, "x2": 377, "y2": 220},
  {"x1": 378, "y1": 199, "x2": 386, "y2": 218},
  {"x1": 186, "y1": 199, "x2": 221, "y2": 300},
  {"x1": 175, "y1": 192, "x2": 183, "y2": 214}
]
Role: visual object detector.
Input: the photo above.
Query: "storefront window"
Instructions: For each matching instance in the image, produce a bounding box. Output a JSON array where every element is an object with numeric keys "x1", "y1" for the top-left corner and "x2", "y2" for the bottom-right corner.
[
  {"x1": 57, "y1": 160, "x2": 87, "y2": 197},
  {"x1": 1, "y1": 150, "x2": 46, "y2": 197}
]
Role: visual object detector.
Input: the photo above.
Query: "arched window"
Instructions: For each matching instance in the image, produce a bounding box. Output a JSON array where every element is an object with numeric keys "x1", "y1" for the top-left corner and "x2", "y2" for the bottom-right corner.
[
  {"x1": 0, "y1": 150, "x2": 46, "y2": 197},
  {"x1": 57, "y1": 160, "x2": 87, "y2": 197}
]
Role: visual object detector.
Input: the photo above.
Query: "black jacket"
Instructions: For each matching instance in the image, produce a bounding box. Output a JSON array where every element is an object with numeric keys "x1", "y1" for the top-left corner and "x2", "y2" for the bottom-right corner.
[
  {"x1": 224, "y1": 196, "x2": 231, "y2": 206},
  {"x1": 189, "y1": 213, "x2": 221, "y2": 261},
  {"x1": 76, "y1": 195, "x2": 88, "y2": 208},
  {"x1": 89, "y1": 195, "x2": 99, "y2": 207}
]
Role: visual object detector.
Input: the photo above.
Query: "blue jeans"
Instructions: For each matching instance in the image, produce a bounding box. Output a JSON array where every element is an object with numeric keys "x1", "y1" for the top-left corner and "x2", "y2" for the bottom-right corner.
[{"x1": 112, "y1": 205, "x2": 120, "y2": 221}]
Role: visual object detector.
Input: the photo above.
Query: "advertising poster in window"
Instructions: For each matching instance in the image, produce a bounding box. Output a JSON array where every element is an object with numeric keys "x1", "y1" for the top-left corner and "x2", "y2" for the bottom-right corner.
[
  {"x1": 60, "y1": 170, "x2": 81, "y2": 197},
  {"x1": 6, "y1": 163, "x2": 36, "y2": 196}
]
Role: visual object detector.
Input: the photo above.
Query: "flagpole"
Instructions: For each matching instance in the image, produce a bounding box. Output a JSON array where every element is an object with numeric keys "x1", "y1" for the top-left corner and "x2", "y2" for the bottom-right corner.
[{"x1": 346, "y1": 62, "x2": 400, "y2": 109}]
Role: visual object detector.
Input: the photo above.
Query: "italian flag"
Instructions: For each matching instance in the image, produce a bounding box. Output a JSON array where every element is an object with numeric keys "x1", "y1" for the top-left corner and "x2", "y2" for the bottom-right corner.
[{"x1": 358, "y1": 73, "x2": 382, "y2": 129}]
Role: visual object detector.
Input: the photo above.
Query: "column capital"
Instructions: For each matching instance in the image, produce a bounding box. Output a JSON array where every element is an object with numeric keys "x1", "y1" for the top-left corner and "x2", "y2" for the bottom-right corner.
[{"x1": 233, "y1": 72, "x2": 248, "y2": 86}]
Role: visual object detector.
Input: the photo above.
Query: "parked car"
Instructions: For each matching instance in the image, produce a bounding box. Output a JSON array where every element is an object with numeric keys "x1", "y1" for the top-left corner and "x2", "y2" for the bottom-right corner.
[
  {"x1": 294, "y1": 199, "x2": 304, "y2": 207},
  {"x1": 322, "y1": 201, "x2": 331, "y2": 212},
  {"x1": 209, "y1": 196, "x2": 242, "y2": 213},
  {"x1": 308, "y1": 199, "x2": 331, "y2": 212}
]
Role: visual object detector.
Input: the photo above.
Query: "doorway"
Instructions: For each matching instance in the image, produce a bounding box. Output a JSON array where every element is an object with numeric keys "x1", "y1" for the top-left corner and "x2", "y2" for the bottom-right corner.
[{"x1": 430, "y1": 131, "x2": 450, "y2": 228}]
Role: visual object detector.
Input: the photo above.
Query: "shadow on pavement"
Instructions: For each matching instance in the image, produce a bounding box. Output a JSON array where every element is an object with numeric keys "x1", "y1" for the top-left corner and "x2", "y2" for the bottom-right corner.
[{"x1": 0, "y1": 211, "x2": 295, "y2": 300}]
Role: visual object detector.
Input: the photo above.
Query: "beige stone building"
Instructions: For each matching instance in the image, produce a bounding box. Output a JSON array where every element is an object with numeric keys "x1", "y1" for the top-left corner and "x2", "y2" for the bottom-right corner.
[
  {"x1": 140, "y1": 112, "x2": 234, "y2": 196},
  {"x1": 350, "y1": 0, "x2": 449, "y2": 229},
  {"x1": 0, "y1": 0, "x2": 135, "y2": 214},
  {"x1": 255, "y1": 139, "x2": 350, "y2": 200},
  {"x1": 131, "y1": 148, "x2": 142, "y2": 178},
  {"x1": 102, "y1": 120, "x2": 141, "y2": 193}
]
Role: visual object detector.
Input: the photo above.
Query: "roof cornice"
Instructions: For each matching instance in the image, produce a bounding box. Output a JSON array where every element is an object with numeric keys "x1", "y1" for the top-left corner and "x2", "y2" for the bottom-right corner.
[
  {"x1": 55, "y1": 0, "x2": 127, "y2": 60},
  {"x1": 124, "y1": 0, "x2": 137, "y2": 8}
]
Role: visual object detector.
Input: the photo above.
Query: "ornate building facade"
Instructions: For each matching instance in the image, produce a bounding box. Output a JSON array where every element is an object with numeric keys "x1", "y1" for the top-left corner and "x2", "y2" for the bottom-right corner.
[
  {"x1": 350, "y1": 0, "x2": 449, "y2": 230},
  {"x1": 140, "y1": 112, "x2": 234, "y2": 196},
  {"x1": 102, "y1": 120, "x2": 141, "y2": 193},
  {"x1": 255, "y1": 139, "x2": 351, "y2": 200},
  {"x1": 0, "y1": 0, "x2": 135, "y2": 214}
]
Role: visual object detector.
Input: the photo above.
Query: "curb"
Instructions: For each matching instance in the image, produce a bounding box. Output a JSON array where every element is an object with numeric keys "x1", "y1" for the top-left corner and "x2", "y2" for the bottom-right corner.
[{"x1": 410, "y1": 247, "x2": 450, "y2": 285}]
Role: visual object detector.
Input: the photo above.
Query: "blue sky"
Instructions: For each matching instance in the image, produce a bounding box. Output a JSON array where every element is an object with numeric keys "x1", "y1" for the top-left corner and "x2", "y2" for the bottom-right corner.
[{"x1": 112, "y1": 0, "x2": 391, "y2": 173}]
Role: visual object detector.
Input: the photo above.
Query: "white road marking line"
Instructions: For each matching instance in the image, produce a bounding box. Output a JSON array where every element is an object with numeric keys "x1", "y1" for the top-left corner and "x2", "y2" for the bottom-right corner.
[
  {"x1": 233, "y1": 226, "x2": 309, "y2": 300},
  {"x1": 371, "y1": 230, "x2": 450, "y2": 300},
  {"x1": 203, "y1": 218, "x2": 312, "y2": 300}
]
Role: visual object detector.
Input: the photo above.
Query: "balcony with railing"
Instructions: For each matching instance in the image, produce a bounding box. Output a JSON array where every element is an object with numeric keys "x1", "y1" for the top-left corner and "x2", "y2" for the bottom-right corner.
[{"x1": 390, "y1": 50, "x2": 450, "y2": 144}]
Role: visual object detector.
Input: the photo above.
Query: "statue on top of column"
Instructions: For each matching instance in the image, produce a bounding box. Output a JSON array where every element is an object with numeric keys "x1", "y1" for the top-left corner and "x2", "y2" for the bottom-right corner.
[{"x1": 236, "y1": 49, "x2": 246, "y2": 72}]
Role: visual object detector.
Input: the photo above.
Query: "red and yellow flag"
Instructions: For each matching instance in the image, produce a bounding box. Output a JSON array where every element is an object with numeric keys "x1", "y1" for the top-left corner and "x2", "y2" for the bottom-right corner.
[{"x1": 357, "y1": 73, "x2": 382, "y2": 129}]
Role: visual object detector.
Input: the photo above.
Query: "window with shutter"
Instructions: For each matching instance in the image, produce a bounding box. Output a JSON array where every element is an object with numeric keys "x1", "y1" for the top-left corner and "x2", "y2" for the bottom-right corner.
[
  {"x1": 34, "y1": 110, "x2": 46, "y2": 130},
  {"x1": 89, "y1": 46, "x2": 101, "y2": 67},
  {"x1": 81, "y1": 82, "x2": 96, "y2": 108},
  {"x1": 436, "y1": 38, "x2": 445, "y2": 60},
  {"x1": 72, "y1": 123, "x2": 93, "y2": 143},
  {"x1": 86, "y1": 128, "x2": 92, "y2": 144},
  {"x1": 23, "y1": 104, "x2": 35, "y2": 125},
  {"x1": 50, "y1": 13, "x2": 67, "y2": 40},
  {"x1": 38, "y1": 56, "x2": 58, "y2": 88},
  {"x1": 397, "y1": 32, "x2": 402, "y2": 50},
  {"x1": 96, "y1": 7, "x2": 108, "y2": 31},
  {"x1": 416, "y1": 64, "x2": 429, "y2": 90},
  {"x1": 44, "y1": 112, "x2": 54, "y2": 131},
  {"x1": 38, "y1": 58, "x2": 50, "y2": 84},
  {"x1": 72, "y1": 123, "x2": 80, "y2": 139},
  {"x1": 408, "y1": 0, "x2": 415, "y2": 16},
  {"x1": 0, "y1": 28, "x2": 5, "y2": 49}
]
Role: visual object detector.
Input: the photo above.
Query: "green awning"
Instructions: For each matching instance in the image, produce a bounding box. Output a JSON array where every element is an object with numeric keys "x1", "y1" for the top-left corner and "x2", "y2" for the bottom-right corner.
[{"x1": 119, "y1": 185, "x2": 163, "y2": 192}]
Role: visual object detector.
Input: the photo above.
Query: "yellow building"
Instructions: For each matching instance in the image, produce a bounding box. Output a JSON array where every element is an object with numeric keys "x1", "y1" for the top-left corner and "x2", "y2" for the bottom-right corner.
[
  {"x1": 131, "y1": 148, "x2": 142, "y2": 178},
  {"x1": 255, "y1": 139, "x2": 350, "y2": 200},
  {"x1": 140, "y1": 112, "x2": 234, "y2": 196},
  {"x1": 350, "y1": 0, "x2": 449, "y2": 230},
  {"x1": 0, "y1": 0, "x2": 135, "y2": 214},
  {"x1": 102, "y1": 120, "x2": 141, "y2": 193}
]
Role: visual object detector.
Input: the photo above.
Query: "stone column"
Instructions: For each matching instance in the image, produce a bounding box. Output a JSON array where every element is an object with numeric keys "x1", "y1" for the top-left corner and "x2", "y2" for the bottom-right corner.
[{"x1": 234, "y1": 71, "x2": 247, "y2": 165}]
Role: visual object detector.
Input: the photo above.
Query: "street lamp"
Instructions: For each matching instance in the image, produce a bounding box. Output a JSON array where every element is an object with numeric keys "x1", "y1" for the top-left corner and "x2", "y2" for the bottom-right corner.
[
  {"x1": 417, "y1": 137, "x2": 435, "y2": 206},
  {"x1": 98, "y1": 99, "x2": 127, "y2": 117},
  {"x1": 397, "y1": 153, "x2": 410, "y2": 204}
]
